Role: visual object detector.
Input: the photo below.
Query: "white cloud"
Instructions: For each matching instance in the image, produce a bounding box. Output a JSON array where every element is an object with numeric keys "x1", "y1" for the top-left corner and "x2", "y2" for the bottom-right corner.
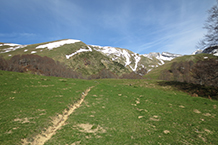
[
  {"x1": 1, "y1": 0, "x2": 217, "y2": 55},
  {"x1": 125, "y1": 0, "x2": 216, "y2": 55}
]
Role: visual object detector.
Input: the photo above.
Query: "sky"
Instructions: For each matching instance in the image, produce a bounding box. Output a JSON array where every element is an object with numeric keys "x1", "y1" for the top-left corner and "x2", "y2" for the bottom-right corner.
[{"x1": 0, "y1": 0, "x2": 216, "y2": 55}]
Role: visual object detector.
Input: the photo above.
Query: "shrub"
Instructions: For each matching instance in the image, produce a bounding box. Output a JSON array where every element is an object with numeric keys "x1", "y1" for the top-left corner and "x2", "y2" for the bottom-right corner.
[
  {"x1": 120, "y1": 72, "x2": 144, "y2": 79},
  {"x1": 0, "y1": 54, "x2": 83, "y2": 79}
]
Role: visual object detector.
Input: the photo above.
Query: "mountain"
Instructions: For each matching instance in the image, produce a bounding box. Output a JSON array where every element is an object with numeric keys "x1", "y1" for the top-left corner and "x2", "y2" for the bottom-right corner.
[
  {"x1": 145, "y1": 52, "x2": 218, "y2": 80},
  {"x1": 192, "y1": 49, "x2": 203, "y2": 55},
  {"x1": 202, "y1": 46, "x2": 218, "y2": 56},
  {"x1": 192, "y1": 46, "x2": 218, "y2": 56},
  {"x1": 143, "y1": 52, "x2": 182, "y2": 61},
  {"x1": 0, "y1": 39, "x2": 182, "y2": 77}
]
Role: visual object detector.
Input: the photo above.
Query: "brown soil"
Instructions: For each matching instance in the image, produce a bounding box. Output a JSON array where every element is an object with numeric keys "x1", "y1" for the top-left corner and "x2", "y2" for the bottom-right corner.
[{"x1": 74, "y1": 123, "x2": 106, "y2": 134}]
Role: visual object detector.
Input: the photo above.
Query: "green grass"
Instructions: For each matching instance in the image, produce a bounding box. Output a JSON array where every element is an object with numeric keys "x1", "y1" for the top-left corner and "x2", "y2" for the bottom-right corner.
[
  {"x1": 0, "y1": 70, "x2": 95, "y2": 144},
  {"x1": 0, "y1": 70, "x2": 218, "y2": 144},
  {"x1": 46, "y1": 80, "x2": 218, "y2": 144}
]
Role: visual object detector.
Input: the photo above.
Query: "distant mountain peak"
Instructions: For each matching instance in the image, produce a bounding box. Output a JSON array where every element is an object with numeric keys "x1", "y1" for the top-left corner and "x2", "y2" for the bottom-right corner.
[
  {"x1": 202, "y1": 46, "x2": 218, "y2": 56},
  {"x1": 143, "y1": 52, "x2": 182, "y2": 62},
  {"x1": 192, "y1": 46, "x2": 218, "y2": 56},
  {"x1": 192, "y1": 49, "x2": 203, "y2": 55}
]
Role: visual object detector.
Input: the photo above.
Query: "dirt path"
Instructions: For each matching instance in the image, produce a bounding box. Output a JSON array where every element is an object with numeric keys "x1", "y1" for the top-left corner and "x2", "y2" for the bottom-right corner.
[{"x1": 22, "y1": 86, "x2": 94, "y2": 145}]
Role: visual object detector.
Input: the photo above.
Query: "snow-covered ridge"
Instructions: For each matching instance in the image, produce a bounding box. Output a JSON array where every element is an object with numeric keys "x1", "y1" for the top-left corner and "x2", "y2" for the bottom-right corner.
[
  {"x1": 0, "y1": 43, "x2": 20, "y2": 46},
  {"x1": 192, "y1": 46, "x2": 218, "y2": 56},
  {"x1": 91, "y1": 45, "x2": 178, "y2": 72},
  {"x1": 36, "y1": 39, "x2": 81, "y2": 50},
  {"x1": 66, "y1": 46, "x2": 92, "y2": 59},
  {"x1": 92, "y1": 45, "x2": 132, "y2": 66},
  {"x1": 202, "y1": 46, "x2": 218, "y2": 56},
  {"x1": 91, "y1": 45, "x2": 143, "y2": 71},
  {"x1": 162, "y1": 52, "x2": 182, "y2": 58},
  {"x1": 192, "y1": 49, "x2": 203, "y2": 55},
  {"x1": 143, "y1": 52, "x2": 182, "y2": 61}
]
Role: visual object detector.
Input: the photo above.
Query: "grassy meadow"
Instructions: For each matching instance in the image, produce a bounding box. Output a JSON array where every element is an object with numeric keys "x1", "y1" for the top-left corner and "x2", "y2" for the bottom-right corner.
[{"x1": 0, "y1": 70, "x2": 217, "y2": 144}]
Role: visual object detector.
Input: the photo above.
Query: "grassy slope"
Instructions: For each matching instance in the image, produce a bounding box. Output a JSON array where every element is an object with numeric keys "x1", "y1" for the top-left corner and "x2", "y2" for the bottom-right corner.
[
  {"x1": 46, "y1": 79, "x2": 218, "y2": 145},
  {"x1": 0, "y1": 70, "x2": 95, "y2": 144},
  {"x1": 145, "y1": 53, "x2": 218, "y2": 79},
  {"x1": 0, "y1": 70, "x2": 218, "y2": 144}
]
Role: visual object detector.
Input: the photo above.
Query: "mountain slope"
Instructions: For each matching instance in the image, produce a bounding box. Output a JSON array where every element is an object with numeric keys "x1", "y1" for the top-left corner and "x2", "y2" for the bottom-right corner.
[
  {"x1": 145, "y1": 53, "x2": 218, "y2": 79},
  {"x1": 0, "y1": 39, "x2": 181, "y2": 77}
]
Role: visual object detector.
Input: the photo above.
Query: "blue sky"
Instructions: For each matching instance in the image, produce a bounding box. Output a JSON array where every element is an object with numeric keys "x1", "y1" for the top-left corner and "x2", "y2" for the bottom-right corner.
[{"x1": 0, "y1": 0, "x2": 216, "y2": 55}]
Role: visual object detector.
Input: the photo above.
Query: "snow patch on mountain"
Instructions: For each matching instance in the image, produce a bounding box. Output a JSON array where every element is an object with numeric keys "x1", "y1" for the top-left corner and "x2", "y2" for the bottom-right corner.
[
  {"x1": 130, "y1": 54, "x2": 141, "y2": 71},
  {"x1": 92, "y1": 45, "x2": 132, "y2": 66},
  {"x1": 149, "y1": 65, "x2": 158, "y2": 68},
  {"x1": 66, "y1": 46, "x2": 92, "y2": 59},
  {"x1": 0, "y1": 44, "x2": 27, "y2": 53},
  {"x1": 36, "y1": 39, "x2": 80, "y2": 50}
]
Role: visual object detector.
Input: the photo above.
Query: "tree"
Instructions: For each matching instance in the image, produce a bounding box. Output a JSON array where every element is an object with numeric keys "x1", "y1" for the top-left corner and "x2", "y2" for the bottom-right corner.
[
  {"x1": 197, "y1": 0, "x2": 218, "y2": 49},
  {"x1": 192, "y1": 59, "x2": 218, "y2": 87},
  {"x1": 0, "y1": 56, "x2": 8, "y2": 70}
]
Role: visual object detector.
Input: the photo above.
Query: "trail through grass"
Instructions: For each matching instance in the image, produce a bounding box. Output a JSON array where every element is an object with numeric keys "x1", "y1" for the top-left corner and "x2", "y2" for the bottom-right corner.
[
  {"x1": 0, "y1": 71, "x2": 218, "y2": 144},
  {"x1": 0, "y1": 70, "x2": 95, "y2": 144},
  {"x1": 45, "y1": 80, "x2": 218, "y2": 145},
  {"x1": 22, "y1": 86, "x2": 94, "y2": 145}
]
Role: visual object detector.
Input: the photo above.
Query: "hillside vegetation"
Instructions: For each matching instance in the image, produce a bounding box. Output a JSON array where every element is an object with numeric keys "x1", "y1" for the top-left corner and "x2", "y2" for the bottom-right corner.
[
  {"x1": 0, "y1": 39, "x2": 166, "y2": 77},
  {"x1": 0, "y1": 70, "x2": 218, "y2": 144},
  {"x1": 0, "y1": 54, "x2": 144, "y2": 79},
  {"x1": 145, "y1": 53, "x2": 218, "y2": 80}
]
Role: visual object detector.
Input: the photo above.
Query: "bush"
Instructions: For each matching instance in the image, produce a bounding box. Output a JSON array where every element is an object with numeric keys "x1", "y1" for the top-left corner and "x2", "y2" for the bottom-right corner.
[
  {"x1": 120, "y1": 72, "x2": 144, "y2": 79},
  {"x1": 88, "y1": 69, "x2": 118, "y2": 79}
]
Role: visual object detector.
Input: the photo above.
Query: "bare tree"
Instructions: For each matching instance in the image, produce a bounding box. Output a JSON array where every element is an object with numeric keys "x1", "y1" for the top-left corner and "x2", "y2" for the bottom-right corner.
[{"x1": 197, "y1": 0, "x2": 218, "y2": 49}]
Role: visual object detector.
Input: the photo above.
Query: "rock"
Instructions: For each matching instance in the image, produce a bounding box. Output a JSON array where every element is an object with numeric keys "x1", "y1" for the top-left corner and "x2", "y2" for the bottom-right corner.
[
  {"x1": 163, "y1": 130, "x2": 170, "y2": 134},
  {"x1": 191, "y1": 93, "x2": 198, "y2": 97}
]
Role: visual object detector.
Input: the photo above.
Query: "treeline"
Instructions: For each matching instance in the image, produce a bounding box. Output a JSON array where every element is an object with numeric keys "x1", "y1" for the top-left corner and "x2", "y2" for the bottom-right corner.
[
  {"x1": 0, "y1": 54, "x2": 145, "y2": 79},
  {"x1": 87, "y1": 70, "x2": 144, "y2": 79},
  {"x1": 0, "y1": 54, "x2": 82, "y2": 78},
  {"x1": 159, "y1": 58, "x2": 218, "y2": 87}
]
